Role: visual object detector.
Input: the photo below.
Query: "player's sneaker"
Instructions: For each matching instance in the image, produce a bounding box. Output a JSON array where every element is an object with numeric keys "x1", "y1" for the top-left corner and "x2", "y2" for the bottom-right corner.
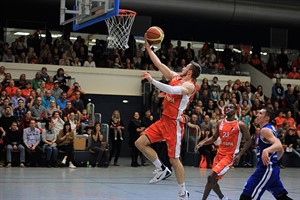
[
  {"x1": 152, "y1": 168, "x2": 172, "y2": 180},
  {"x1": 149, "y1": 167, "x2": 171, "y2": 183},
  {"x1": 178, "y1": 190, "x2": 189, "y2": 200},
  {"x1": 220, "y1": 196, "x2": 231, "y2": 200}
]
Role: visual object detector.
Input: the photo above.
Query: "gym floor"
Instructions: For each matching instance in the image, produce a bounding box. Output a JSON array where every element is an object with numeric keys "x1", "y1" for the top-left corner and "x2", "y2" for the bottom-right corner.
[{"x1": 1, "y1": 157, "x2": 299, "y2": 200}]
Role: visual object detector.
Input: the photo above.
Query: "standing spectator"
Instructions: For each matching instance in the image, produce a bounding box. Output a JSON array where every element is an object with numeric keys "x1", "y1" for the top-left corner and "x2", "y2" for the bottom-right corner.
[
  {"x1": 284, "y1": 84, "x2": 296, "y2": 110},
  {"x1": 23, "y1": 119, "x2": 45, "y2": 167},
  {"x1": 271, "y1": 78, "x2": 285, "y2": 107},
  {"x1": 292, "y1": 92, "x2": 300, "y2": 124},
  {"x1": 5, "y1": 121, "x2": 26, "y2": 167},
  {"x1": 128, "y1": 111, "x2": 143, "y2": 167},
  {"x1": 53, "y1": 68, "x2": 71, "y2": 92},
  {"x1": 276, "y1": 48, "x2": 289, "y2": 73},
  {"x1": 108, "y1": 110, "x2": 125, "y2": 166}
]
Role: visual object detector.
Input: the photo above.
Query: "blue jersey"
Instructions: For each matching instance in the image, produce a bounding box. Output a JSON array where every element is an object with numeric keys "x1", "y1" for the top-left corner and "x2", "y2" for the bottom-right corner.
[
  {"x1": 241, "y1": 123, "x2": 288, "y2": 199},
  {"x1": 256, "y1": 123, "x2": 279, "y2": 168}
]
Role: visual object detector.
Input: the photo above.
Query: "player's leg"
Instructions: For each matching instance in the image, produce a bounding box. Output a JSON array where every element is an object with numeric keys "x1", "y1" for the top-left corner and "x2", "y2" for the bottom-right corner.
[{"x1": 202, "y1": 171, "x2": 218, "y2": 200}]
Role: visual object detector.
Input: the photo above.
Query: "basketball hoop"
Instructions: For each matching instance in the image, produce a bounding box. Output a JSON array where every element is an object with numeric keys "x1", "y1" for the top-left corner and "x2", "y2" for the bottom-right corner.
[{"x1": 105, "y1": 9, "x2": 136, "y2": 49}]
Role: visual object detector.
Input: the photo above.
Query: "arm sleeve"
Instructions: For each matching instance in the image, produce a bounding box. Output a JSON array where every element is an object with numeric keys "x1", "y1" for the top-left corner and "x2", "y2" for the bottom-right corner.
[{"x1": 152, "y1": 79, "x2": 182, "y2": 95}]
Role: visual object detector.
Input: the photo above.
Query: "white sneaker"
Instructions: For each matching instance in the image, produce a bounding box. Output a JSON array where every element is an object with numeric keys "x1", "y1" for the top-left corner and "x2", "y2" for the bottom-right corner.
[
  {"x1": 69, "y1": 162, "x2": 76, "y2": 169},
  {"x1": 178, "y1": 191, "x2": 189, "y2": 200},
  {"x1": 6, "y1": 163, "x2": 12, "y2": 168},
  {"x1": 149, "y1": 167, "x2": 171, "y2": 183},
  {"x1": 62, "y1": 159, "x2": 66, "y2": 165}
]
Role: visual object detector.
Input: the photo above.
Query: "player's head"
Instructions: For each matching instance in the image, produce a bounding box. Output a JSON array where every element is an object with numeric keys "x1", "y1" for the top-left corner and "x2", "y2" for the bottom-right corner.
[
  {"x1": 256, "y1": 107, "x2": 276, "y2": 125},
  {"x1": 183, "y1": 61, "x2": 201, "y2": 80},
  {"x1": 225, "y1": 103, "x2": 237, "y2": 118}
]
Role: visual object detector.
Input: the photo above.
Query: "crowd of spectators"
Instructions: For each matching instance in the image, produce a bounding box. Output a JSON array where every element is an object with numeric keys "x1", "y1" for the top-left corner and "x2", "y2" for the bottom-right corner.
[{"x1": 0, "y1": 30, "x2": 300, "y2": 169}]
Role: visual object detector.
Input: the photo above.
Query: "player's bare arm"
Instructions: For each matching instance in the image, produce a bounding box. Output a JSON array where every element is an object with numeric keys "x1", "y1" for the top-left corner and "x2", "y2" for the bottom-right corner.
[
  {"x1": 144, "y1": 35, "x2": 176, "y2": 80},
  {"x1": 195, "y1": 121, "x2": 220, "y2": 152},
  {"x1": 260, "y1": 128, "x2": 284, "y2": 166},
  {"x1": 233, "y1": 121, "x2": 251, "y2": 166}
]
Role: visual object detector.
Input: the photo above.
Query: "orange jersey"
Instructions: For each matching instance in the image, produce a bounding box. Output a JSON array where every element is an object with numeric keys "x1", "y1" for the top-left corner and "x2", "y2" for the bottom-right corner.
[
  {"x1": 162, "y1": 75, "x2": 195, "y2": 121},
  {"x1": 217, "y1": 119, "x2": 242, "y2": 157}
]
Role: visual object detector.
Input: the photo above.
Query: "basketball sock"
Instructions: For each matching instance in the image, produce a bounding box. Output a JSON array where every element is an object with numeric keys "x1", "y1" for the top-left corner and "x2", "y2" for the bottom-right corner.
[
  {"x1": 153, "y1": 158, "x2": 163, "y2": 170},
  {"x1": 178, "y1": 183, "x2": 186, "y2": 195}
]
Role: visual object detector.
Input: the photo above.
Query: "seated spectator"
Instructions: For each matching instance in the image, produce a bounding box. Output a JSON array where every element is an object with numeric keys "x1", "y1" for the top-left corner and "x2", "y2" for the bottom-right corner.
[
  {"x1": 42, "y1": 90, "x2": 55, "y2": 109},
  {"x1": 57, "y1": 121, "x2": 76, "y2": 168},
  {"x1": 0, "y1": 106, "x2": 16, "y2": 133},
  {"x1": 91, "y1": 122, "x2": 109, "y2": 167},
  {"x1": 71, "y1": 57, "x2": 82, "y2": 67},
  {"x1": 42, "y1": 119, "x2": 58, "y2": 168},
  {"x1": 83, "y1": 55, "x2": 96, "y2": 67},
  {"x1": 275, "y1": 110, "x2": 286, "y2": 130},
  {"x1": 67, "y1": 82, "x2": 86, "y2": 101},
  {"x1": 31, "y1": 72, "x2": 43, "y2": 91},
  {"x1": 15, "y1": 73, "x2": 28, "y2": 89},
  {"x1": 20, "y1": 110, "x2": 34, "y2": 130},
  {"x1": 36, "y1": 80, "x2": 47, "y2": 98},
  {"x1": 56, "y1": 92, "x2": 69, "y2": 110},
  {"x1": 71, "y1": 91, "x2": 85, "y2": 113},
  {"x1": 53, "y1": 68, "x2": 71, "y2": 92},
  {"x1": 62, "y1": 101, "x2": 81, "y2": 122},
  {"x1": 47, "y1": 100, "x2": 62, "y2": 117},
  {"x1": 11, "y1": 89, "x2": 26, "y2": 108},
  {"x1": 284, "y1": 126, "x2": 300, "y2": 158},
  {"x1": 59, "y1": 53, "x2": 71, "y2": 66},
  {"x1": 45, "y1": 76, "x2": 54, "y2": 90},
  {"x1": 79, "y1": 108, "x2": 89, "y2": 125},
  {"x1": 110, "y1": 56, "x2": 124, "y2": 69},
  {"x1": 29, "y1": 97, "x2": 48, "y2": 122},
  {"x1": 66, "y1": 111, "x2": 81, "y2": 136},
  {"x1": 1, "y1": 72, "x2": 13, "y2": 88},
  {"x1": 5, "y1": 121, "x2": 26, "y2": 167},
  {"x1": 40, "y1": 67, "x2": 50, "y2": 83},
  {"x1": 51, "y1": 111, "x2": 65, "y2": 136},
  {"x1": 21, "y1": 82, "x2": 33, "y2": 99},
  {"x1": 23, "y1": 119, "x2": 45, "y2": 167},
  {"x1": 5, "y1": 80, "x2": 19, "y2": 98},
  {"x1": 50, "y1": 81, "x2": 63, "y2": 101},
  {"x1": 287, "y1": 66, "x2": 300, "y2": 79},
  {"x1": 274, "y1": 67, "x2": 287, "y2": 79},
  {"x1": 285, "y1": 110, "x2": 296, "y2": 128},
  {"x1": 250, "y1": 54, "x2": 262, "y2": 70},
  {"x1": 13, "y1": 99, "x2": 27, "y2": 123}
]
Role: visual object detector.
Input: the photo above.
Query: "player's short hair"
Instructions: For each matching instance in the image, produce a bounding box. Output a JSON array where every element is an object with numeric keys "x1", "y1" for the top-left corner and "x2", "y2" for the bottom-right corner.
[
  {"x1": 189, "y1": 61, "x2": 201, "y2": 80},
  {"x1": 263, "y1": 107, "x2": 276, "y2": 124}
]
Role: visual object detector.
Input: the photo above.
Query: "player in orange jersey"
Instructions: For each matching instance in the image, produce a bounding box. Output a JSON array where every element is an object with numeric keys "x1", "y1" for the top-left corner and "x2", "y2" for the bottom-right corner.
[
  {"x1": 135, "y1": 35, "x2": 201, "y2": 200},
  {"x1": 195, "y1": 103, "x2": 251, "y2": 200}
]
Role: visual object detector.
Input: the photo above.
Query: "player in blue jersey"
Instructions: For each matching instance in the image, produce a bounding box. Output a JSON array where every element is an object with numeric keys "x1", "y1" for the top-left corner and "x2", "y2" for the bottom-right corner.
[{"x1": 240, "y1": 108, "x2": 293, "y2": 200}]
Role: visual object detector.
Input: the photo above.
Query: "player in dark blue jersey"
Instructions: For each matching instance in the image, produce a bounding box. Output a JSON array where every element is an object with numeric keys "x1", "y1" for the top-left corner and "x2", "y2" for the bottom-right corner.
[{"x1": 240, "y1": 108, "x2": 293, "y2": 200}]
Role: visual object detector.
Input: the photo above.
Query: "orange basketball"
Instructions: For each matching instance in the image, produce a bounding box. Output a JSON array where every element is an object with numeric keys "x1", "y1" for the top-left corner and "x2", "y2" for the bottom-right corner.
[{"x1": 146, "y1": 26, "x2": 164, "y2": 45}]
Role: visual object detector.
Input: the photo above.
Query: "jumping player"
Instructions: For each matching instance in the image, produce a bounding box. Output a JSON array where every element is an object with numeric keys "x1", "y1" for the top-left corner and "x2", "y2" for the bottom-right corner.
[
  {"x1": 195, "y1": 103, "x2": 251, "y2": 200},
  {"x1": 135, "y1": 36, "x2": 201, "y2": 200},
  {"x1": 239, "y1": 108, "x2": 293, "y2": 200}
]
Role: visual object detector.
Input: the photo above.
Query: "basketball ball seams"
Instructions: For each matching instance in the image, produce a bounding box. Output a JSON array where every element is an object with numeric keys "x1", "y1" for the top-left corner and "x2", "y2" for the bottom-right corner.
[{"x1": 146, "y1": 26, "x2": 164, "y2": 44}]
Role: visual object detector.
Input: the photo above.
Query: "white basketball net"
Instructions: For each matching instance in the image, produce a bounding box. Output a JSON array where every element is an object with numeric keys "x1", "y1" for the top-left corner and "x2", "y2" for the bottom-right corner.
[{"x1": 105, "y1": 9, "x2": 136, "y2": 50}]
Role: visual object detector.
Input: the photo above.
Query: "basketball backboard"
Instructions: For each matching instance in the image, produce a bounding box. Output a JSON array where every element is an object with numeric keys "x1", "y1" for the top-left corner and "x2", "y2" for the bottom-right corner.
[{"x1": 60, "y1": 0, "x2": 120, "y2": 31}]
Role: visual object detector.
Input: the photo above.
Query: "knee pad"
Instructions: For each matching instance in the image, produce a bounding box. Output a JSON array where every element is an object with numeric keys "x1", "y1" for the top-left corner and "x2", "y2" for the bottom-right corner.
[{"x1": 239, "y1": 194, "x2": 252, "y2": 200}]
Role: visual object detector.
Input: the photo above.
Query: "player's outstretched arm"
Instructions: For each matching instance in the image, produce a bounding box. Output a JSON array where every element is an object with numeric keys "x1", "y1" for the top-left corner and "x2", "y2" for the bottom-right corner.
[
  {"x1": 144, "y1": 35, "x2": 176, "y2": 80},
  {"x1": 195, "y1": 121, "x2": 220, "y2": 152}
]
